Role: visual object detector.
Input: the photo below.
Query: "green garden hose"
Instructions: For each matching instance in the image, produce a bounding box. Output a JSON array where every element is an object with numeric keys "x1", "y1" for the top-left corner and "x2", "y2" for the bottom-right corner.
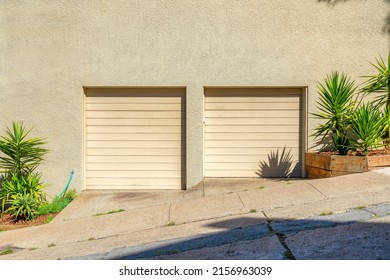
[{"x1": 55, "y1": 169, "x2": 74, "y2": 200}]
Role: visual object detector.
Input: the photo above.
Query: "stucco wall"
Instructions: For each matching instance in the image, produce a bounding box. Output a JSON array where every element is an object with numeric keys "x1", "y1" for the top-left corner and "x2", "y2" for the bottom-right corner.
[{"x1": 1, "y1": 0, "x2": 389, "y2": 195}]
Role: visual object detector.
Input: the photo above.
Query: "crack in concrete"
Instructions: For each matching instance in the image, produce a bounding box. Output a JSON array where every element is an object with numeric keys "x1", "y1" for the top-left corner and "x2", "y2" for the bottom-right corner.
[
  {"x1": 304, "y1": 181, "x2": 327, "y2": 199},
  {"x1": 91, "y1": 223, "x2": 100, "y2": 238},
  {"x1": 363, "y1": 208, "x2": 378, "y2": 216},
  {"x1": 168, "y1": 204, "x2": 172, "y2": 221},
  {"x1": 237, "y1": 192, "x2": 246, "y2": 209},
  {"x1": 262, "y1": 211, "x2": 296, "y2": 260}
]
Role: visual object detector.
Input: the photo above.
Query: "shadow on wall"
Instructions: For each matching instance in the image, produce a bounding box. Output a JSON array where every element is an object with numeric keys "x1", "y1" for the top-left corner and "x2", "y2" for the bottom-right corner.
[
  {"x1": 310, "y1": 134, "x2": 334, "y2": 152},
  {"x1": 317, "y1": 0, "x2": 390, "y2": 39},
  {"x1": 108, "y1": 215, "x2": 390, "y2": 260},
  {"x1": 385, "y1": 12, "x2": 390, "y2": 38},
  {"x1": 256, "y1": 147, "x2": 300, "y2": 178}
]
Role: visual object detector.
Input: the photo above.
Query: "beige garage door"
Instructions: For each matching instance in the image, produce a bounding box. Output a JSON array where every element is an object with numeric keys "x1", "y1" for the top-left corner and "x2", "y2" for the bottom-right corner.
[
  {"x1": 204, "y1": 88, "x2": 303, "y2": 178},
  {"x1": 85, "y1": 88, "x2": 185, "y2": 189}
]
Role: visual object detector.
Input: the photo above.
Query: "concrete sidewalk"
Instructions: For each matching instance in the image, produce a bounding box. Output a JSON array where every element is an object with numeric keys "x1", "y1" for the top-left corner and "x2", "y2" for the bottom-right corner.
[{"x1": 1, "y1": 168, "x2": 390, "y2": 260}]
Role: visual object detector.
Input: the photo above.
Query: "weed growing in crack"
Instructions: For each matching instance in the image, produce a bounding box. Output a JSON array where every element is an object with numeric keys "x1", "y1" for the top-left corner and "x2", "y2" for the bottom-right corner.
[
  {"x1": 284, "y1": 250, "x2": 295, "y2": 260},
  {"x1": 0, "y1": 248, "x2": 13, "y2": 256},
  {"x1": 94, "y1": 209, "x2": 125, "y2": 216}
]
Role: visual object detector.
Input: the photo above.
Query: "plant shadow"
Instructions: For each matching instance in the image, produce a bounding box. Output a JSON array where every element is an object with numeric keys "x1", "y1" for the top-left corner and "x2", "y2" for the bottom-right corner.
[
  {"x1": 256, "y1": 147, "x2": 301, "y2": 178},
  {"x1": 317, "y1": 0, "x2": 390, "y2": 39},
  {"x1": 310, "y1": 134, "x2": 334, "y2": 152}
]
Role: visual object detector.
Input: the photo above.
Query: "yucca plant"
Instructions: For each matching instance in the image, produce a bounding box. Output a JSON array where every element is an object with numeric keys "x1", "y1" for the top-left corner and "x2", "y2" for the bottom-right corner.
[
  {"x1": 362, "y1": 52, "x2": 390, "y2": 145},
  {"x1": 0, "y1": 122, "x2": 48, "y2": 176},
  {"x1": 362, "y1": 52, "x2": 390, "y2": 109},
  {"x1": 312, "y1": 72, "x2": 358, "y2": 155},
  {"x1": 349, "y1": 103, "x2": 387, "y2": 155}
]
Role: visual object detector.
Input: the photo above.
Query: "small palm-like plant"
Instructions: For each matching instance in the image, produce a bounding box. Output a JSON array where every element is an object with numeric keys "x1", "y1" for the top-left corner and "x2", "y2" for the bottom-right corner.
[
  {"x1": 0, "y1": 122, "x2": 48, "y2": 176},
  {"x1": 312, "y1": 72, "x2": 357, "y2": 155},
  {"x1": 350, "y1": 104, "x2": 386, "y2": 155}
]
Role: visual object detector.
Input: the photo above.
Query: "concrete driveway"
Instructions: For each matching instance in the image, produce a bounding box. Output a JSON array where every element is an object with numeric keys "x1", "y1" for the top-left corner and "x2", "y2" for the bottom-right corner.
[{"x1": 1, "y1": 169, "x2": 390, "y2": 260}]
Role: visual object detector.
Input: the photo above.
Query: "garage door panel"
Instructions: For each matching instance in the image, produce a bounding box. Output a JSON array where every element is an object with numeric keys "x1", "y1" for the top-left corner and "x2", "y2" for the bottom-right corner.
[
  {"x1": 205, "y1": 169, "x2": 301, "y2": 178},
  {"x1": 86, "y1": 155, "x2": 184, "y2": 163},
  {"x1": 87, "y1": 133, "x2": 184, "y2": 141},
  {"x1": 205, "y1": 102, "x2": 300, "y2": 110},
  {"x1": 86, "y1": 88, "x2": 184, "y2": 98},
  {"x1": 87, "y1": 148, "x2": 184, "y2": 156},
  {"x1": 205, "y1": 125, "x2": 300, "y2": 133},
  {"x1": 87, "y1": 163, "x2": 183, "y2": 171},
  {"x1": 87, "y1": 125, "x2": 183, "y2": 134},
  {"x1": 87, "y1": 170, "x2": 182, "y2": 178},
  {"x1": 206, "y1": 96, "x2": 301, "y2": 103},
  {"x1": 205, "y1": 110, "x2": 300, "y2": 118},
  {"x1": 87, "y1": 140, "x2": 183, "y2": 148},
  {"x1": 87, "y1": 185, "x2": 180, "y2": 190},
  {"x1": 205, "y1": 161, "x2": 300, "y2": 170},
  {"x1": 205, "y1": 118, "x2": 300, "y2": 125},
  {"x1": 87, "y1": 96, "x2": 183, "y2": 104},
  {"x1": 86, "y1": 178, "x2": 182, "y2": 188},
  {"x1": 205, "y1": 147, "x2": 300, "y2": 155},
  {"x1": 86, "y1": 111, "x2": 184, "y2": 119},
  {"x1": 85, "y1": 89, "x2": 185, "y2": 189},
  {"x1": 205, "y1": 155, "x2": 300, "y2": 163},
  {"x1": 206, "y1": 88, "x2": 302, "y2": 96},
  {"x1": 205, "y1": 140, "x2": 299, "y2": 148},
  {"x1": 86, "y1": 103, "x2": 184, "y2": 111},
  {"x1": 87, "y1": 118, "x2": 182, "y2": 126},
  {"x1": 204, "y1": 88, "x2": 302, "y2": 178},
  {"x1": 205, "y1": 132, "x2": 300, "y2": 141}
]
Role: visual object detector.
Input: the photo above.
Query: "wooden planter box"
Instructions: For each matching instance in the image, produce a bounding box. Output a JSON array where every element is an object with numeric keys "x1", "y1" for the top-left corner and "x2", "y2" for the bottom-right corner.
[{"x1": 305, "y1": 152, "x2": 390, "y2": 178}]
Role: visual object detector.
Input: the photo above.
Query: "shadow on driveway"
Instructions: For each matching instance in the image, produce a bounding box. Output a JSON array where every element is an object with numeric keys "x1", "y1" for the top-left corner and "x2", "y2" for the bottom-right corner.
[{"x1": 80, "y1": 206, "x2": 390, "y2": 260}]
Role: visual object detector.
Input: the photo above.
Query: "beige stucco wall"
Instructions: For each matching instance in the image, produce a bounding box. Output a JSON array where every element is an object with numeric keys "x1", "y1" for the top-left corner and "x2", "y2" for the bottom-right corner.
[{"x1": 1, "y1": 0, "x2": 389, "y2": 196}]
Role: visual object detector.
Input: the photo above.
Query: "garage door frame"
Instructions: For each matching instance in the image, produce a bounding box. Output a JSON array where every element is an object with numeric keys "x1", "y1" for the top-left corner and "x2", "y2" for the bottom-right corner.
[
  {"x1": 203, "y1": 87, "x2": 308, "y2": 178},
  {"x1": 82, "y1": 87, "x2": 187, "y2": 190}
]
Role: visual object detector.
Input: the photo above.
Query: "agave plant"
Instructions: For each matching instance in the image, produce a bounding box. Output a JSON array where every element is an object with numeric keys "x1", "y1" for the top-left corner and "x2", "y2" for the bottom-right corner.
[
  {"x1": 0, "y1": 122, "x2": 48, "y2": 176},
  {"x1": 312, "y1": 72, "x2": 358, "y2": 155},
  {"x1": 349, "y1": 103, "x2": 387, "y2": 155}
]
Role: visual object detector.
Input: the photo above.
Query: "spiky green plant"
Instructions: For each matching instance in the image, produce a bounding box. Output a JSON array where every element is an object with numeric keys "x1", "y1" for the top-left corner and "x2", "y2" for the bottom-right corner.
[
  {"x1": 5, "y1": 193, "x2": 40, "y2": 220},
  {"x1": 0, "y1": 173, "x2": 46, "y2": 214},
  {"x1": 362, "y1": 52, "x2": 390, "y2": 109},
  {"x1": 0, "y1": 122, "x2": 48, "y2": 176},
  {"x1": 312, "y1": 72, "x2": 357, "y2": 155},
  {"x1": 350, "y1": 103, "x2": 386, "y2": 155},
  {"x1": 362, "y1": 52, "x2": 390, "y2": 145}
]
